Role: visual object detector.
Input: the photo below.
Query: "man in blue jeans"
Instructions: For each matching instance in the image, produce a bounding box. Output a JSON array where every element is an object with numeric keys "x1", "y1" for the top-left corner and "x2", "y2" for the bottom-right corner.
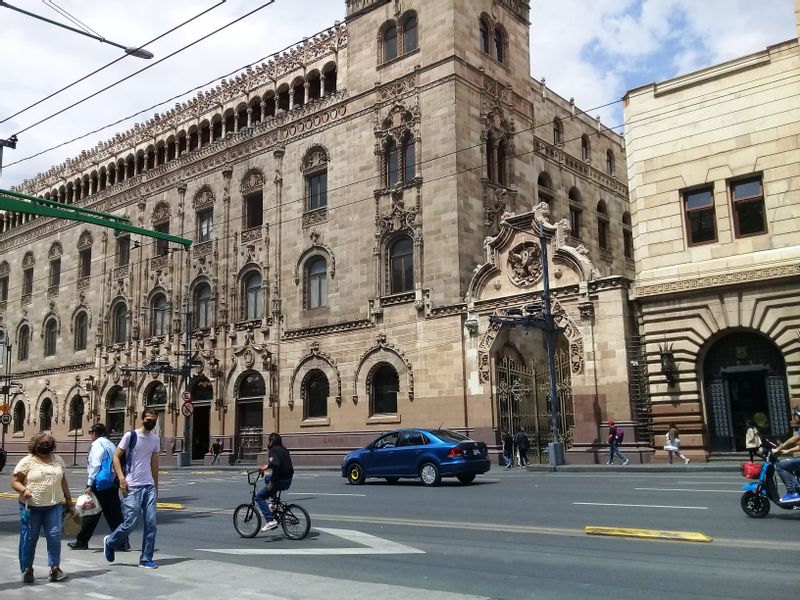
[
  {"x1": 255, "y1": 432, "x2": 294, "y2": 533},
  {"x1": 775, "y1": 406, "x2": 800, "y2": 503},
  {"x1": 104, "y1": 408, "x2": 160, "y2": 569}
]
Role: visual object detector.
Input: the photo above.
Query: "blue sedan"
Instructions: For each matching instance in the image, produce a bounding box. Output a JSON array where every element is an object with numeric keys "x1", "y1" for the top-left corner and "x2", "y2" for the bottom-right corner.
[{"x1": 341, "y1": 429, "x2": 491, "y2": 486}]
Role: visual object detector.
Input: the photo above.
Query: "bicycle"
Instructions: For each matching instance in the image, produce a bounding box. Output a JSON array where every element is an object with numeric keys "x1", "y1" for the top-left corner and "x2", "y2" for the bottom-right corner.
[{"x1": 233, "y1": 469, "x2": 311, "y2": 540}]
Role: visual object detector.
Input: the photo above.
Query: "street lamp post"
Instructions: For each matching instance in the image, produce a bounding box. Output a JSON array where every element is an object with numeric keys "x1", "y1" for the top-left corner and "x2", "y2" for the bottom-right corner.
[
  {"x1": 0, "y1": 1, "x2": 154, "y2": 59},
  {"x1": 0, "y1": 338, "x2": 11, "y2": 469},
  {"x1": 70, "y1": 398, "x2": 84, "y2": 467}
]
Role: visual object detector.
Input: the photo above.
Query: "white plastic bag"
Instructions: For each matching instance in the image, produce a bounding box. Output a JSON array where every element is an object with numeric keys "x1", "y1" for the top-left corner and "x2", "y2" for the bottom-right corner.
[{"x1": 75, "y1": 492, "x2": 102, "y2": 517}]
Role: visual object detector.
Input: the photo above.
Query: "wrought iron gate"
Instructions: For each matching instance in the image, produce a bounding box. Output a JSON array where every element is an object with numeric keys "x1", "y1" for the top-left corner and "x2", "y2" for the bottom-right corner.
[{"x1": 496, "y1": 351, "x2": 574, "y2": 464}]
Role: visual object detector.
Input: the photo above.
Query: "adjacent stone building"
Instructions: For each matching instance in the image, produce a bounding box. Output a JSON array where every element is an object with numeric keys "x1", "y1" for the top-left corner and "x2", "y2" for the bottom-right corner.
[
  {"x1": 0, "y1": 0, "x2": 634, "y2": 466},
  {"x1": 623, "y1": 0, "x2": 800, "y2": 458}
]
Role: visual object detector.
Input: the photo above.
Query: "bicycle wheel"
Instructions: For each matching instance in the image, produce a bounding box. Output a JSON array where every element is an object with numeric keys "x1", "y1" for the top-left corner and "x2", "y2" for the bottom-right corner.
[
  {"x1": 280, "y1": 504, "x2": 311, "y2": 540},
  {"x1": 233, "y1": 503, "x2": 262, "y2": 538}
]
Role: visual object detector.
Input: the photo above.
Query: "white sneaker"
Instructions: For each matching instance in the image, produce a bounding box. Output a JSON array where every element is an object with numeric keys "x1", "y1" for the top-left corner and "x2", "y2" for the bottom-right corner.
[
  {"x1": 606, "y1": 461, "x2": 612, "y2": 465},
  {"x1": 684, "y1": 457, "x2": 690, "y2": 464},
  {"x1": 260, "y1": 520, "x2": 278, "y2": 533},
  {"x1": 622, "y1": 458, "x2": 630, "y2": 465}
]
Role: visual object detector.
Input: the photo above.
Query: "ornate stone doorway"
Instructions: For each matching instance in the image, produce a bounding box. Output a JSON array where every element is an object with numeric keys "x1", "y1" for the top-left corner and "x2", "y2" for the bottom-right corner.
[
  {"x1": 704, "y1": 332, "x2": 790, "y2": 453},
  {"x1": 496, "y1": 342, "x2": 573, "y2": 464}
]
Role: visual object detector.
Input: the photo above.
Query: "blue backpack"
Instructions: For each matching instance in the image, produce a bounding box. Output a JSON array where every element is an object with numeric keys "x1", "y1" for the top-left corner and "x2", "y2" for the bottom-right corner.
[{"x1": 94, "y1": 447, "x2": 116, "y2": 491}]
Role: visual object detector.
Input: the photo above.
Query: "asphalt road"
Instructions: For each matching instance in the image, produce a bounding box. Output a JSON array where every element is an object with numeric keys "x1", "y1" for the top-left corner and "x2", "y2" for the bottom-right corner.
[{"x1": 0, "y1": 466, "x2": 796, "y2": 599}]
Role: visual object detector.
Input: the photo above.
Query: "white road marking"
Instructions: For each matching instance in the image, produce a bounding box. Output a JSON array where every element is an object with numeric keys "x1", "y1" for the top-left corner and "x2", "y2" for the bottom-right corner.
[
  {"x1": 573, "y1": 502, "x2": 708, "y2": 510},
  {"x1": 635, "y1": 487, "x2": 740, "y2": 494},
  {"x1": 86, "y1": 593, "x2": 117, "y2": 599},
  {"x1": 285, "y1": 492, "x2": 366, "y2": 497},
  {"x1": 198, "y1": 527, "x2": 425, "y2": 556}
]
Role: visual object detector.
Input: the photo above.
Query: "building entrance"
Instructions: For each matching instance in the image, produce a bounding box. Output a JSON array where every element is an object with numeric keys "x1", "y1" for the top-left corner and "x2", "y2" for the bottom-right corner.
[{"x1": 704, "y1": 332, "x2": 790, "y2": 453}]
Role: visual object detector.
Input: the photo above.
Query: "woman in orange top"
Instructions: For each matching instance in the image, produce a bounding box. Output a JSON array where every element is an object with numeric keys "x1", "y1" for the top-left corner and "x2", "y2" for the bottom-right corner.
[{"x1": 11, "y1": 432, "x2": 74, "y2": 584}]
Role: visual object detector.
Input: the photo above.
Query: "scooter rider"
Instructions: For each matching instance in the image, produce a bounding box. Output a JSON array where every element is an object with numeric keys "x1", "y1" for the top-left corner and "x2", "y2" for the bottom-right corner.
[{"x1": 774, "y1": 406, "x2": 800, "y2": 503}]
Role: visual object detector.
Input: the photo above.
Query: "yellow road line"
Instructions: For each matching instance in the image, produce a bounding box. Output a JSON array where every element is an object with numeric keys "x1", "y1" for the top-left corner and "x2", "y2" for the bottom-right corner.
[
  {"x1": 585, "y1": 525, "x2": 712, "y2": 543},
  {"x1": 0, "y1": 492, "x2": 183, "y2": 510}
]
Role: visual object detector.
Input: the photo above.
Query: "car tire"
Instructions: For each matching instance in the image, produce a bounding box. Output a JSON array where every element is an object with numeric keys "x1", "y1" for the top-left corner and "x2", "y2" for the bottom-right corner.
[
  {"x1": 419, "y1": 462, "x2": 441, "y2": 487},
  {"x1": 347, "y1": 462, "x2": 365, "y2": 485},
  {"x1": 456, "y1": 473, "x2": 476, "y2": 484},
  {"x1": 385, "y1": 477, "x2": 399, "y2": 484}
]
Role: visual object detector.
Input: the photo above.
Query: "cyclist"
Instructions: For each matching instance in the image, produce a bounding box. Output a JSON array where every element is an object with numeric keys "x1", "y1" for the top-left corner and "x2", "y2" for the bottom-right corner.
[{"x1": 256, "y1": 433, "x2": 294, "y2": 532}]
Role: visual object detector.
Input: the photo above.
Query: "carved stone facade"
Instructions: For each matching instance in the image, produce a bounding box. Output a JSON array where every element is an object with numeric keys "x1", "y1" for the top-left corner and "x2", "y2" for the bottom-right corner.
[
  {"x1": 623, "y1": 11, "x2": 800, "y2": 460},
  {"x1": 1, "y1": 0, "x2": 633, "y2": 466}
]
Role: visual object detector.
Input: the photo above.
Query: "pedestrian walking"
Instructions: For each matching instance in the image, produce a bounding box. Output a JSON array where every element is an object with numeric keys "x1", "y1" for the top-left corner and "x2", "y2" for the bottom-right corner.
[
  {"x1": 103, "y1": 408, "x2": 161, "y2": 569},
  {"x1": 501, "y1": 430, "x2": 514, "y2": 469},
  {"x1": 745, "y1": 419, "x2": 762, "y2": 462},
  {"x1": 664, "y1": 424, "x2": 690, "y2": 464},
  {"x1": 606, "y1": 420, "x2": 629, "y2": 465},
  {"x1": 68, "y1": 423, "x2": 128, "y2": 551},
  {"x1": 210, "y1": 440, "x2": 222, "y2": 465},
  {"x1": 514, "y1": 428, "x2": 530, "y2": 469},
  {"x1": 11, "y1": 432, "x2": 74, "y2": 584}
]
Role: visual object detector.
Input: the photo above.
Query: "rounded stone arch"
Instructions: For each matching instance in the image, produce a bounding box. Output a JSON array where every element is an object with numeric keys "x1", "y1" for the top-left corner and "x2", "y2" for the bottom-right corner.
[
  {"x1": 12, "y1": 395, "x2": 27, "y2": 432},
  {"x1": 151, "y1": 201, "x2": 171, "y2": 226},
  {"x1": 568, "y1": 186, "x2": 582, "y2": 204},
  {"x1": 240, "y1": 167, "x2": 265, "y2": 195},
  {"x1": 237, "y1": 264, "x2": 265, "y2": 320},
  {"x1": 77, "y1": 229, "x2": 94, "y2": 250},
  {"x1": 353, "y1": 336, "x2": 414, "y2": 405},
  {"x1": 300, "y1": 143, "x2": 330, "y2": 173},
  {"x1": 48, "y1": 241, "x2": 63, "y2": 260},
  {"x1": 294, "y1": 240, "x2": 335, "y2": 285},
  {"x1": 41, "y1": 310, "x2": 61, "y2": 344},
  {"x1": 22, "y1": 251, "x2": 35, "y2": 269},
  {"x1": 192, "y1": 184, "x2": 216, "y2": 211},
  {"x1": 321, "y1": 61, "x2": 338, "y2": 94},
  {"x1": 143, "y1": 379, "x2": 168, "y2": 409},
  {"x1": 35, "y1": 387, "x2": 58, "y2": 430},
  {"x1": 289, "y1": 344, "x2": 342, "y2": 408},
  {"x1": 70, "y1": 303, "x2": 93, "y2": 334}
]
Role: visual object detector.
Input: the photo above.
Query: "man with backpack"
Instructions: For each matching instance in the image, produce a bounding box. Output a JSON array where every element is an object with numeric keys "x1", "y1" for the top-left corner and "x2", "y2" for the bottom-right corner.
[
  {"x1": 104, "y1": 408, "x2": 160, "y2": 569},
  {"x1": 607, "y1": 419, "x2": 630, "y2": 465},
  {"x1": 68, "y1": 423, "x2": 128, "y2": 551}
]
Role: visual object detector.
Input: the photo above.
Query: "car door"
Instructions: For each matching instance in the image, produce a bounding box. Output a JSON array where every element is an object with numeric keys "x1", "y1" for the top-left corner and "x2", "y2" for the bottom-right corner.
[
  {"x1": 364, "y1": 431, "x2": 400, "y2": 476},
  {"x1": 392, "y1": 431, "x2": 427, "y2": 476}
]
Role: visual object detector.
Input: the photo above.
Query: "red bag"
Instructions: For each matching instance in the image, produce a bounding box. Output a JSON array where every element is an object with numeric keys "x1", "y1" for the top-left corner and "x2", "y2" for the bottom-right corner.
[{"x1": 741, "y1": 461, "x2": 761, "y2": 479}]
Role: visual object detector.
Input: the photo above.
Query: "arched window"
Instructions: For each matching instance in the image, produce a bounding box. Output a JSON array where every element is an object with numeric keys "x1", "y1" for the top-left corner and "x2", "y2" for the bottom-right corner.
[
  {"x1": 106, "y1": 386, "x2": 127, "y2": 437},
  {"x1": 597, "y1": 200, "x2": 610, "y2": 251},
  {"x1": 192, "y1": 376, "x2": 214, "y2": 402},
  {"x1": 74, "y1": 311, "x2": 88, "y2": 351},
  {"x1": 69, "y1": 395, "x2": 84, "y2": 431},
  {"x1": 553, "y1": 118, "x2": 563, "y2": 145},
  {"x1": 13, "y1": 400, "x2": 25, "y2": 433},
  {"x1": 112, "y1": 302, "x2": 127, "y2": 344},
  {"x1": 606, "y1": 150, "x2": 615, "y2": 176},
  {"x1": 307, "y1": 257, "x2": 327, "y2": 309},
  {"x1": 385, "y1": 138, "x2": 399, "y2": 187},
  {"x1": 581, "y1": 135, "x2": 591, "y2": 162},
  {"x1": 304, "y1": 369, "x2": 329, "y2": 419},
  {"x1": 479, "y1": 18, "x2": 490, "y2": 54},
  {"x1": 239, "y1": 371, "x2": 265, "y2": 398},
  {"x1": 18, "y1": 325, "x2": 29, "y2": 361},
  {"x1": 43, "y1": 318, "x2": 57, "y2": 356},
  {"x1": 303, "y1": 147, "x2": 328, "y2": 211},
  {"x1": 383, "y1": 24, "x2": 398, "y2": 61},
  {"x1": 194, "y1": 283, "x2": 212, "y2": 329},
  {"x1": 146, "y1": 382, "x2": 167, "y2": 407},
  {"x1": 243, "y1": 272, "x2": 263, "y2": 320},
  {"x1": 403, "y1": 15, "x2": 418, "y2": 53},
  {"x1": 622, "y1": 211, "x2": 633, "y2": 260},
  {"x1": 371, "y1": 363, "x2": 399, "y2": 415},
  {"x1": 39, "y1": 398, "x2": 53, "y2": 431},
  {"x1": 537, "y1": 172, "x2": 554, "y2": 208},
  {"x1": 151, "y1": 294, "x2": 168, "y2": 337},
  {"x1": 493, "y1": 27, "x2": 504, "y2": 63},
  {"x1": 389, "y1": 237, "x2": 414, "y2": 294},
  {"x1": 496, "y1": 139, "x2": 507, "y2": 185},
  {"x1": 568, "y1": 187, "x2": 582, "y2": 239},
  {"x1": 401, "y1": 132, "x2": 416, "y2": 183}
]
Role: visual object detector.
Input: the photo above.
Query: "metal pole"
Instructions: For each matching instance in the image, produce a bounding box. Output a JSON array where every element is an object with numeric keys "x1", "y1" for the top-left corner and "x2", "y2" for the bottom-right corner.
[
  {"x1": 178, "y1": 301, "x2": 192, "y2": 467},
  {"x1": 72, "y1": 407, "x2": 79, "y2": 466},
  {"x1": 1, "y1": 343, "x2": 9, "y2": 453},
  {"x1": 539, "y1": 221, "x2": 565, "y2": 466}
]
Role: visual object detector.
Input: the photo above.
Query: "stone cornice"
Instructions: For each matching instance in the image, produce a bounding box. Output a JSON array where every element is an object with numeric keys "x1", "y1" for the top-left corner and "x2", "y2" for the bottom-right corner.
[
  {"x1": 533, "y1": 136, "x2": 629, "y2": 197},
  {"x1": 632, "y1": 263, "x2": 800, "y2": 299},
  {"x1": 283, "y1": 319, "x2": 374, "y2": 340},
  {"x1": 11, "y1": 362, "x2": 95, "y2": 379},
  {"x1": 13, "y1": 24, "x2": 348, "y2": 195}
]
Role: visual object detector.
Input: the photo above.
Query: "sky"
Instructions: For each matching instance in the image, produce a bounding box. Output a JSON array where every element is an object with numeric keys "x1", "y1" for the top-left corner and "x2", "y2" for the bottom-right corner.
[{"x1": 0, "y1": 0, "x2": 796, "y2": 189}]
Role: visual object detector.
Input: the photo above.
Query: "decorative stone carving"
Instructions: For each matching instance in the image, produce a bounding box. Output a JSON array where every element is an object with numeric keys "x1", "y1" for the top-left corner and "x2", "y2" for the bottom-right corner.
[
  {"x1": 48, "y1": 242, "x2": 63, "y2": 260},
  {"x1": 376, "y1": 195, "x2": 418, "y2": 237},
  {"x1": 152, "y1": 201, "x2": 171, "y2": 225},
  {"x1": 192, "y1": 185, "x2": 215, "y2": 210},
  {"x1": 22, "y1": 252, "x2": 35, "y2": 269},
  {"x1": 240, "y1": 168, "x2": 265, "y2": 194},
  {"x1": 77, "y1": 230, "x2": 93, "y2": 250},
  {"x1": 352, "y1": 332, "x2": 414, "y2": 404},
  {"x1": 301, "y1": 145, "x2": 328, "y2": 172},
  {"x1": 507, "y1": 241, "x2": 542, "y2": 286},
  {"x1": 302, "y1": 207, "x2": 328, "y2": 228}
]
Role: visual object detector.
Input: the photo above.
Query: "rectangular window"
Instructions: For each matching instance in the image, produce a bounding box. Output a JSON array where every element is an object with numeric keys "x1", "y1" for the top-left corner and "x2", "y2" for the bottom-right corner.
[
  {"x1": 683, "y1": 186, "x2": 717, "y2": 245},
  {"x1": 79, "y1": 248, "x2": 92, "y2": 278},
  {"x1": 623, "y1": 230, "x2": 633, "y2": 259},
  {"x1": 307, "y1": 172, "x2": 327, "y2": 210},
  {"x1": 569, "y1": 207, "x2": 582, "y2": 239},
  {"x1": 49, "y1": 259, "x2": 61, "y2": 288},
  {"x1": 730, "y1": 176, "x2": 766, "y2": 237},
  {"x1": 197, "y1": 209, "x2": 213, "y2": 242},
  {"x1": 0, "y1": 276, "x2": 7, "y2": 301},
  {"x1": 117, "y1": 236, "x2": 130, "y2": 266},
  {"x1": 244, "y1": 191, "x2": 263, "y2": 228},
  {"x1": 23, "y1": 268, "x2": 33, "y2": 296},
  {"x1": 155, "y1": 223, "x2": 170, "y2": 256}
]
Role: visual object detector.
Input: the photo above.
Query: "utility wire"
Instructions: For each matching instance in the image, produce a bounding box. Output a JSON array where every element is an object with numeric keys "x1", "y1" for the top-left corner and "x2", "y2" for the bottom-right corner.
[
  {"x1": 42, "y1": 0, "x2": 101, "y2": 37},
  {"x1": 1, "y1": 1, "x2": 227, "y2": 125},
  {"x1": 10, "y1": 0, "x2": 276, "y2": 137}
]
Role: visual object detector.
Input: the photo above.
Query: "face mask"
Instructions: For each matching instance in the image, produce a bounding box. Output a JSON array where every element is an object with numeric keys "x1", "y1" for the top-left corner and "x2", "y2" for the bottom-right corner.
[
  {"x1": 143, "y1": 420, "x2": 157, "y2": 431},
  {"x1": 37, "y1": 443, "x2": 54, "y2": 455}
]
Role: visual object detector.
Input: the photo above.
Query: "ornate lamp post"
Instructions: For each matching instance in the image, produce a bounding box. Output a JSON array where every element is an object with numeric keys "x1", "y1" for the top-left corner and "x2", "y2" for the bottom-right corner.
[{"x1": 70, "y1": 396, "x2": 85, "y2": 466}]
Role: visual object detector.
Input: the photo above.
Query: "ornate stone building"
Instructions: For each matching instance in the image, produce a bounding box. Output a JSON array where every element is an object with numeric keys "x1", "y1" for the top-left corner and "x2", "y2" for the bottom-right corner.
[
  {"x1": 0, "y1": 0, "x2": 634, "y2": 465},
  {"x1": 623, "y1": 0, "x2": 800, "y2": 459}
]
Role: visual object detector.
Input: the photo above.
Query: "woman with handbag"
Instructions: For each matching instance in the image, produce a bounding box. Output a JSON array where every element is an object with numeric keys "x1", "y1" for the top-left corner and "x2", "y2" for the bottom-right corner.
[
  {"x1": 744, "y1": 419, "x2": 762, "y2": 462},
  {"x1": 10, "y1": 432, "x2": 74, "y2": 584},
  {"x1": 664, "y1": 424, "x2": 690, "y2": 464}
]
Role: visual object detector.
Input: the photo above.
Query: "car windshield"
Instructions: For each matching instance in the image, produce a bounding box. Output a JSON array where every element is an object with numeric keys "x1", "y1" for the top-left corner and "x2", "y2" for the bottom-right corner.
[{"x1": 432, "y1": 429, "x2": 470, "y2": 443}]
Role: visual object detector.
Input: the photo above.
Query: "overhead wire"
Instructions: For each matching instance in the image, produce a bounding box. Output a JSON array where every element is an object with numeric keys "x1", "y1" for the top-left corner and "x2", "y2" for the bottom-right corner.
[{"x1": 1, "y1": 1, "x2": 228, "y2": 125}]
